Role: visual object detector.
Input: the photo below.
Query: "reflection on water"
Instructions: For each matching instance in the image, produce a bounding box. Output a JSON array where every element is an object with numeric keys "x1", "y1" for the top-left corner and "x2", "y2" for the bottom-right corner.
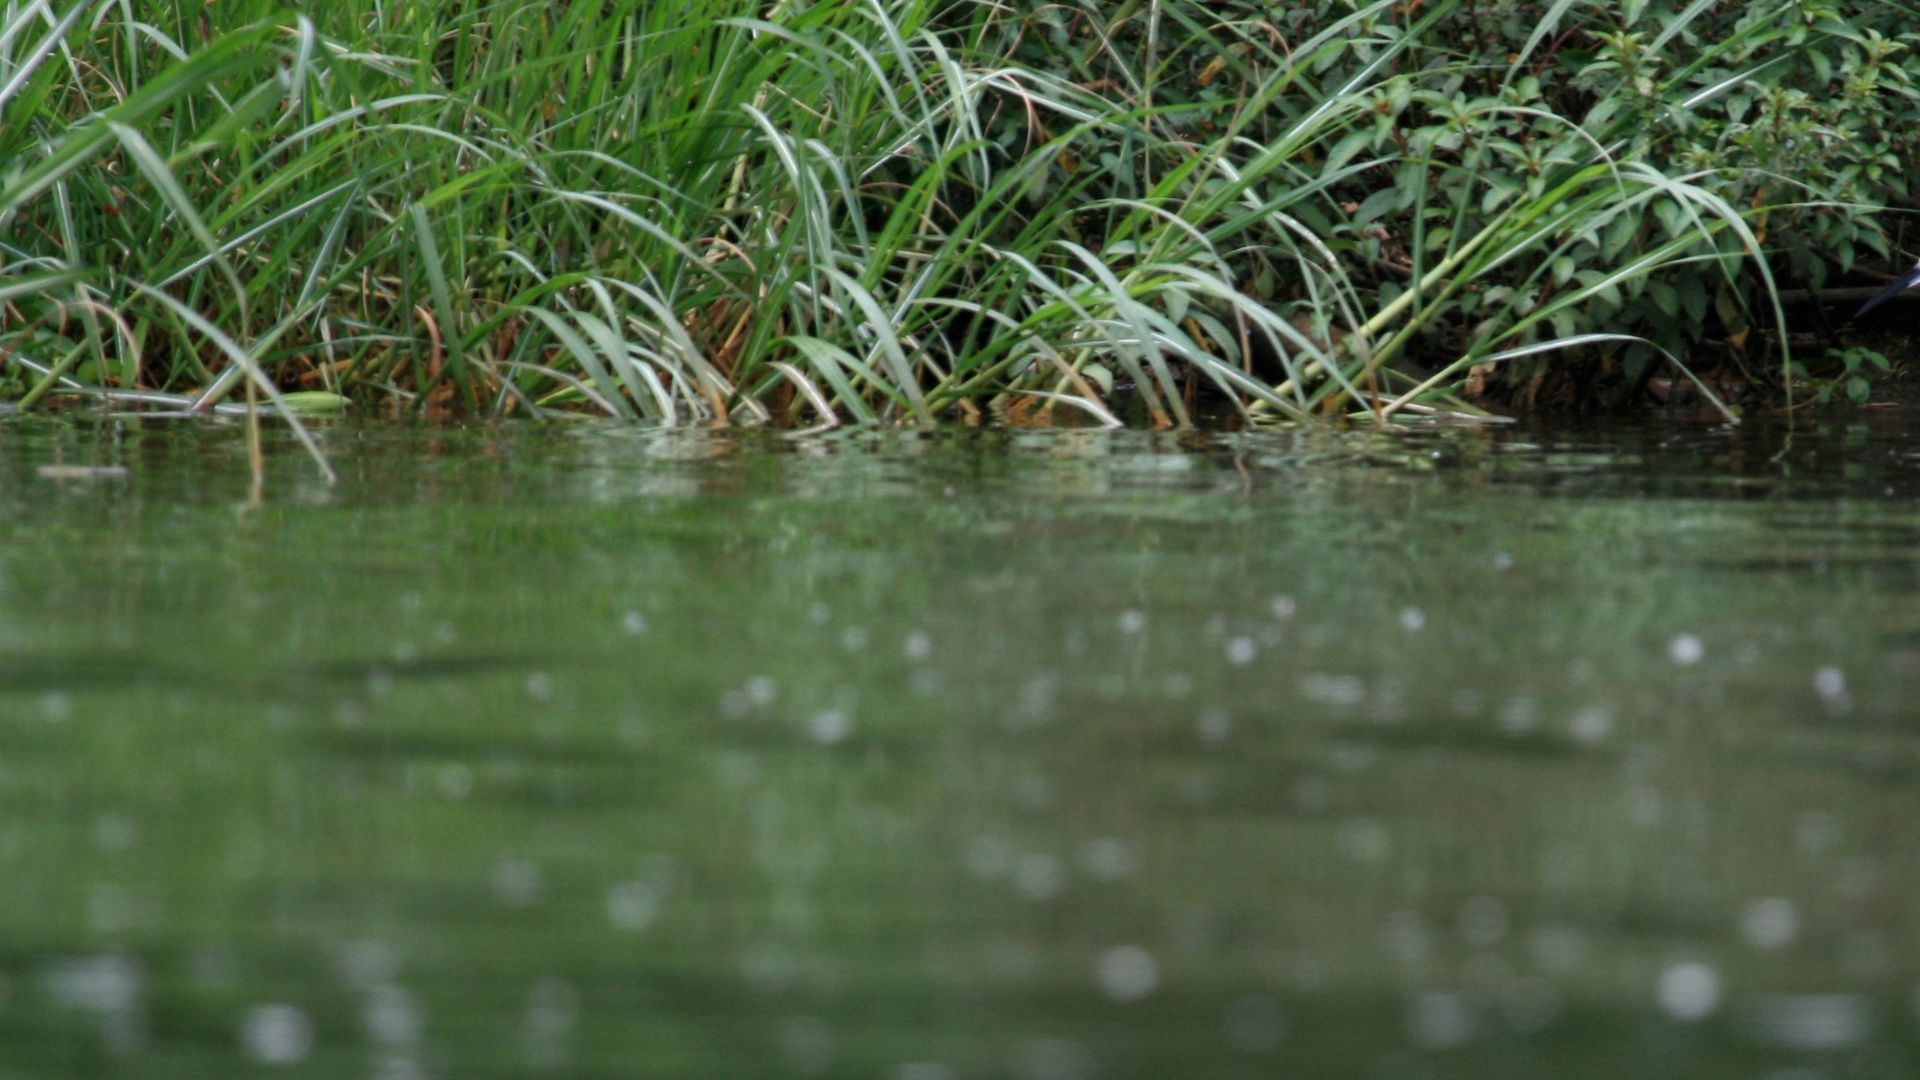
[{"x1": 1, "y1": 414, "x2": 1918, "y2": 1078}]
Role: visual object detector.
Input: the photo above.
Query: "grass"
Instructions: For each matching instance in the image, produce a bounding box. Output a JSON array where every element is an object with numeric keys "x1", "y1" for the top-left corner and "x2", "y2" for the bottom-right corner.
[{"x1": 0, "y1": 0, "x2": 1836, "y2": 459}]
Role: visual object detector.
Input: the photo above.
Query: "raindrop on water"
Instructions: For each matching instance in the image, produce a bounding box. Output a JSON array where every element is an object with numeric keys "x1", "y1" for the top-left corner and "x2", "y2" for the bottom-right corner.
[
  {"x1": 45, "y1": 953, "x2": 142, "y2": 1013},
  {"x1": 1196, "y1": 708, "x2": 1232, "y2": 746},
  {"x1": 1457, "y1": 897, "x2": 1509, "y2": 947},
  {"x1": 1079, "y1": 837, "x2": 1136, "y2": 881},
  {"x1": 1813, "y1": 665, "x2": 1848, "y2": 707},
  {"x1": 740, "y1": 941, "x2": 797, "y2": 994},
  {"x1": 363, "y1": 985, "x2": 422, "y2": 1047},
  {"x1": 1497, "y1": 696, "x2": 1538, "y2": 734},
  {"x1": 1622, "y1": 784, "x2": 1664, "y2": 827},
  {"x1": 777, "y1": 1015, "x2": 834, "y2": 1074},
  {"x1": 1528, "y1": 924, "x2": 1588, "y2": 975},
  {"x1": 1224, "y1": 994, "x2": 1287, "y2": 1052},
  {"x1": 1746, "y1": 994, "x2": 1870, "y2": 1050},
  {"x1": 437, "y1": 763, "x2": 474, "y2": 801},
  {"x1": 606, "y1": 879, "x2": 664, "y2": 931},
  {"x1": 1013, "y1": 854, "x2": 1065, "y2": 901},
  {"x1": 1795, "y1": 811, "x2": 1842, "y2": 857},
  {"x1": 1300, "y1": 674, "x2": 1365, "y2": 708},
  {"x1": 1009, "y1": 1037, "x2": 1092, "y2": 1080},
  {"x1": 93, "y1": 815, "x2": 137, "y2": 854},
  {"x1": 1740, "y1": 898, "x2": 1799, "y2": 950},
  {"x1": 1095, "y1": 946, "x2": 1159, "y2": 1002},
  {"x1": 522, "y1": 977, "x2": 580, "y2": 1069},
  {"x1": 1656, "y1": 962, "x2": 1721, "y2": 1021},
  {"x1": 903, "y1": 630, "x2": 933, "y2": 660},
  {"x1": 1408, "y1": 991, "x2": 1474, "y2": 1048},
  {"x1": 745, "y1": 676, "x2": 778, "y2": 708},
  {"x1": 1567, "y1": 705, "x2": 1614, "y2": 744},
  {"x1": 523, "y1": 671, "x2": 555, "y2": 702},
  {"x1": 240, "y1": 1004, "x2": 313, "y2": 1065},
  {"x1": 1667, "y1": 634, "x2": 1704, "y2": 666},
  {"x1": 963, "y1": 834, "x2": 1013, "y2": 881},
  {"x1": 337, "y1": 939, "x2": 401, "y2": 990},
  {"x1": 40, "y1": 691, "x2": 73, "y2": 723},
  {"x1": 1337, "y1": 819, "x2": 1390, "y2": 862},
  {"x1": 808, "y1": 709, "x2": 852, "y2": 746},
  {"x1": 491, "y1": 858, "x2": 543, "y2": 908}
]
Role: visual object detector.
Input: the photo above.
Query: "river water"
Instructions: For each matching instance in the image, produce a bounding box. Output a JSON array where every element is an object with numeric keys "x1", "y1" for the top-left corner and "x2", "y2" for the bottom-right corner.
[{"x1": 2, "y1": 414, "x2": 1917, "y2": 1077}]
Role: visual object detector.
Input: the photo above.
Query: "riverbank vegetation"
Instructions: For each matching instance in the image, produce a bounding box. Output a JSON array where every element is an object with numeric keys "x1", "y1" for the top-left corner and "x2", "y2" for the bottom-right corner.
[{"x1": 0, "y1": 0, "x2": 1913, "y2": 428}]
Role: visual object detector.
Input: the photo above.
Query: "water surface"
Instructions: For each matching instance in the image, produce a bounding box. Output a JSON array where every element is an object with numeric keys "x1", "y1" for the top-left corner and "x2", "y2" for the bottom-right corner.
[{"x1": 3, "y1": 414, "x2": 1918, "y2": 1078}]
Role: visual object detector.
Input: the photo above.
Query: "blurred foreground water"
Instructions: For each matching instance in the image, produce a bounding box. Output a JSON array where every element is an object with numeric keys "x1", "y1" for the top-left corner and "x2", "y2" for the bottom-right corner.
[{"x1": 2, "y1": 413, "x2": 1918, "y2": 1078}]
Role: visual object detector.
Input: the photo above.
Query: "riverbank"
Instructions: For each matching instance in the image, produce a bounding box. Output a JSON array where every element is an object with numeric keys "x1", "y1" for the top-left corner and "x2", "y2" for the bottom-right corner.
[{"x1": 1, "y1": 1, "x2": 1913, "y2": 427}]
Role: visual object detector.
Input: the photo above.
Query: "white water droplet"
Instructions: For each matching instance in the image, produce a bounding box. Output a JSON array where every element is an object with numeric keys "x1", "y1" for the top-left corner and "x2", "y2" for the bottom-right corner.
[
  {"x1": 777, "y1": 1015, "x2": 834, "y2": 1073},
  {"x1": 240, "y1": 1004, "x2": 313, "y2": 1065},
  {"x1": 1667, "y1": 634, "x2": 1704, "y2": 665},
  {"x1": 1409, "y1": 991, "x2": 1474, "y2": 1048},
  {"x1": 1740, "y1": 898, "x2": 1799, "y2": 950},
  {"x1": 1014, "y1": 854, "x2": 1064, "y2": 900},
  {"x1": 1009, "y1": 1038, "x2": 1092, "y2": 1080},
  {"x1": 491, "y1": 858, "x2": 542, "y2": 908},
  {"x1": 807, "y1": 709, "x2": 851, "y2": 746},
  {"x1": 363, "y1": 984, "x2": 422, "y2": 1046},
  {"x1": 1813, "y1": 665, "x2": 1849, "y2": 712},
  {"x1": 1224, "y1": 994, "x2": 1287, "y2": 1052},
  {"x1": 606, "y1": 879, "x2": 663, "y2": 931},
  {"x1": 1457, "y1": 896, "x2": 1509, "y2": 947},
  {"x1": 1095, "y1": 946, "x2": 1159, "y2": 1001},
  {"x1": 1197, "y1": 708, "x2": 1232, "y2": 745},
  {"x1": 1080, "y1": 837, "x2": 1136, "y2": 881},
  {"x1": 1747, "y1": 994, "x2": 1869, "y2": 1049},
  {"x1": 1568, "y1": 705, "x2": 1614, "y2": 744},
  {"x1": 1657, "y1": 962, "x2": 1721, "y2": 1021}
]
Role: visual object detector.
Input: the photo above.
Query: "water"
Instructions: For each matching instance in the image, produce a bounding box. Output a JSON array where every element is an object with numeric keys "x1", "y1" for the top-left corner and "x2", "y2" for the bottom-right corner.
[{"x1": 2, "y1": 414, "x2": 1917, "y2": 1078}]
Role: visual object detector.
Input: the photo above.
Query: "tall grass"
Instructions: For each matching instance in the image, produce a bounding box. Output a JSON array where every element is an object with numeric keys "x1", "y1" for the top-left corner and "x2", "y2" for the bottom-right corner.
[{"x1": 0, "y1": 0, "x2": 1810, "y2": 439}]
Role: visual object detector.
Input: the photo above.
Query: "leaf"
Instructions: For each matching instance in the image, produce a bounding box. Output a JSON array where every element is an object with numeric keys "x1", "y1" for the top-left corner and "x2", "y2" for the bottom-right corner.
[{"x1": 1352, "y1": 187, "x2": 1399, "y2": 228}]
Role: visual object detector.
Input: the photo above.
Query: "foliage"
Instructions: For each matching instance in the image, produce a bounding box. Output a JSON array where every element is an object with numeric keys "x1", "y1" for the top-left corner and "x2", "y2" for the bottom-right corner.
[
  {"x1": 0, "y1": 0, "x2": 1913, "y2": 437},
  {"x1": 1795, "y1": 343, "x2": 1893, "y2": 404}
]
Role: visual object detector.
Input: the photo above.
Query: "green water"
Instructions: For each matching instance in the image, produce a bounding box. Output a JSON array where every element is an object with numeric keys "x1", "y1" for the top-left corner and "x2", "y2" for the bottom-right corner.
[{"x1": 2, "y1": 415, "x2": 1918, "y2": 1078}]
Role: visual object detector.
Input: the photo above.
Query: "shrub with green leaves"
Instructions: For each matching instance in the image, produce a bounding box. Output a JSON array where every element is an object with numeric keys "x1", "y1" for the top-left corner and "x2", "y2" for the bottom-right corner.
[
  {"x1": 986, "y1": 0, "x2": 1919, "y2": 412},
  {"x1": 0, "y1": 0, "x2": 1911, "y2": 430}
]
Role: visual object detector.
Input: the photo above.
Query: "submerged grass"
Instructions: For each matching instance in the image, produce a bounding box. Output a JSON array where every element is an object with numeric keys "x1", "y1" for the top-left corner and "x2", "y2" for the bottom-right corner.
[{"x1": 0, "y1": 0, "x2": 1885, "y2": 442}]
